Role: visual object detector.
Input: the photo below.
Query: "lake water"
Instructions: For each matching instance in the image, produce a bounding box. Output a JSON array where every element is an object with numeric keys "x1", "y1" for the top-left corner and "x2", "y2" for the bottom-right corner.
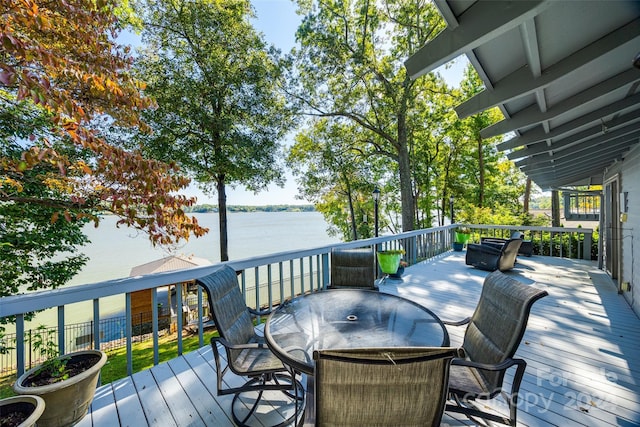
[
  {"x1": 73, "y1": 211, "x2": 340, "y2": 284},
  {"x1": 12, "y1": 211, "x2": 341, "y2": 330}
]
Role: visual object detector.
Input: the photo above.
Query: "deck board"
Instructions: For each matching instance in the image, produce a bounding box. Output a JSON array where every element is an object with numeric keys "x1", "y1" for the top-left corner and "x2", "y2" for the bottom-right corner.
[{"x1": 82, "y1": 253, "x2": 640, "y2": 426}]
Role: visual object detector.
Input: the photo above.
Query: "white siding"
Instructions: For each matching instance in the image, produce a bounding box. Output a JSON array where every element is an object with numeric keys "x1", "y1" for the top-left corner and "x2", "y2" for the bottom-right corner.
[{"x1": 605, "y1": 143, "x2": 640, "y2": 316}]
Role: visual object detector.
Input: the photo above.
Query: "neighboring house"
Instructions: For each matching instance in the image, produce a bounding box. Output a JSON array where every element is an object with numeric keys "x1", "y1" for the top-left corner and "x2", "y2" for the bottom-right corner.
[{"x1": 405, "y1": 1, "x2": 640, "y2": 315}]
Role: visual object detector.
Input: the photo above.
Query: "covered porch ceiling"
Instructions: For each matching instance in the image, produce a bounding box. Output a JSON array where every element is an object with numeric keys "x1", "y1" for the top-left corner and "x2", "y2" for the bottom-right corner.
[{"x1": 405, "y1": 0, "x2": 640, "y2": 191}]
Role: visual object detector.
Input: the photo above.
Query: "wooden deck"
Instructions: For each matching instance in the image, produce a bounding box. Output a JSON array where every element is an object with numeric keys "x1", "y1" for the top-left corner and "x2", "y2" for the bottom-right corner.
[{"x1": 77, "y1": 253, "x2": 640, "y2": 426}]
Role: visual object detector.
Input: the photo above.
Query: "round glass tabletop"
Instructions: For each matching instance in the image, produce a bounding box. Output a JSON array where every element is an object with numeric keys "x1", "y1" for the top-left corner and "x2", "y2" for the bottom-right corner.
[{"x1": 265, "y1": 289, "x2": 449, "y2": 374}]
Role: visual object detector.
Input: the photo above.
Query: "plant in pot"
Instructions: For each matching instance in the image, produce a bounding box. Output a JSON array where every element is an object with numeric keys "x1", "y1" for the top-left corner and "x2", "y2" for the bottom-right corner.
[
  {"x1": 453, "y1": 226, "x2": 471, "y2": 251},
  {"x1": 13, "y1": 327, "x2": 107, "y2": 427},
  {"x1": 376, "y1": 249, "x2": 405, "y2": 275},
  {"x1": 389, "y1": 259, "x2": 408, "y2": 279},
  {"x1": 0, "y1": 395, "x2": 45, "y2": 427}
]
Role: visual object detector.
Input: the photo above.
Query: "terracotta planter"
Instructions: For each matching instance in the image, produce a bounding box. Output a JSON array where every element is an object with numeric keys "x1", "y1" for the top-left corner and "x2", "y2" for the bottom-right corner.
[
  {"x1": 13, "y1": 350, "x2": 107, "y2": 427},
  {"x1": 0, "y1": 395, "x2": 45, "y2": 427}
]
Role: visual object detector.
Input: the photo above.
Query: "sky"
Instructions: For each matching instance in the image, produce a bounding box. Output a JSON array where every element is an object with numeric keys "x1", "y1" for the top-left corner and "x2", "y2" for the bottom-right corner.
[{"x1": 127, "y1": 0, "x2": 468, "y2": 206}]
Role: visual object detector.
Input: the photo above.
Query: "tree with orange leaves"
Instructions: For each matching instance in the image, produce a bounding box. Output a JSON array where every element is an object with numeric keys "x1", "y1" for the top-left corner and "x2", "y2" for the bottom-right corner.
[
  {"x1": 0, "y1": 0, "x2": 209, "y2": 320},
  {"x1": 1, "y1": 0, "x2": 207, "y2": 246}
]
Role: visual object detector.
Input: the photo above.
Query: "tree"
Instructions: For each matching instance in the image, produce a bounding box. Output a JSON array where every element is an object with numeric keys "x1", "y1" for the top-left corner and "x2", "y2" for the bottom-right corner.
[
  {"x1": 1, "y1": 0, "x2": 207, "y2": 246},
  {"x1": 132, "y1": 0, "x2": 294, "y2": 261},
  {"x1": 1, "y1": 0, "x2": 208, "y2": 351},
  {"x1": 288, "y1": 0, "x2": 446, "y2": 232},
  {"x1": 288, "y1": 120, "x2": 379, "y2": 240}
]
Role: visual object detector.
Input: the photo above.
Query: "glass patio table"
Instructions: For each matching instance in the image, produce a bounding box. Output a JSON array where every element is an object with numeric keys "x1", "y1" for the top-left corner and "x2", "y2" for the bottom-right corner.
[{"x1": 264, "y1": 289, "x2": 450, "y2": 375}]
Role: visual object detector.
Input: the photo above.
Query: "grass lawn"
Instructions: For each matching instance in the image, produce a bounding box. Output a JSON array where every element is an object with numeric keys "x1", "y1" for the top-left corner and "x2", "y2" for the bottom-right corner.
[{"x1": 0, "y1": 329, "x2": 218, "y2": 399}]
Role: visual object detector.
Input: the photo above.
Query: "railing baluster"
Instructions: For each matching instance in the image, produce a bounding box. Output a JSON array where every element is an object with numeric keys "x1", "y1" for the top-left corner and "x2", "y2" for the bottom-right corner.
[
  {"x1": 278, "y1": 261, "x2": 285, "y2": 303},
  {"x1": 254, "y1": 267, "x2": 260, "y2": 310},
  {"x1": 125, "y1": 293, "x2": 132, "y2": 376},
  {"x1": 267, "y1": 264, "x2": 273, "y2": 309},
  {"x1": 176, "y1": 282, "x2": 183, "y2": 355},
  {"x1": 308, "y1": 256, "x2": 314, "y2": 292},
  {"x1": 299, "y1": 258, "x2": 305, "y2": 295},
  {"x1": 57, "y1": 306, "x2": 65, "y2": 354},
  {"x1": 16, "y1": 314, "x2": 24, "y2": 376},
  {"x1": 289, "y1": 260, "x2": 295, "y2": 298},
  {"x1": 196, "y1": 287, "x2": 203, "y2": 348},
  {"x1": 152, "y1": 288, "x2": 159, "y2": 365},
  {"x1": 93, "y1": 299, "x2": 100, "y2": 351}
]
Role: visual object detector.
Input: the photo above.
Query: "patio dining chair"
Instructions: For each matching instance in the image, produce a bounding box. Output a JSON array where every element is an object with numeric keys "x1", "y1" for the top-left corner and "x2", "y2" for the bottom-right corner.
[
  {"x1": 195, "y1": 265, "x2": 304, "y2": 427},
  {"x1": 444, "y1": 270, "x2": 548, "y2": 426},
  {"x1": 304, "y1": 347, "x2": 461, "y2": 427},
  {"x1": 329, "y1": 248, "x2": 377, "y2": 290}
]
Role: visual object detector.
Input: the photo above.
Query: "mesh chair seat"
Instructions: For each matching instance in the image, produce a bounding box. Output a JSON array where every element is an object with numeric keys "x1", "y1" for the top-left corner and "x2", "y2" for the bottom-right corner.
[
  {"x1": 448, "y1": 363, "x2": 493, "y2": 397},
  {"x1": 231, "y1": 341, "x2": 286, "y2": 374}
]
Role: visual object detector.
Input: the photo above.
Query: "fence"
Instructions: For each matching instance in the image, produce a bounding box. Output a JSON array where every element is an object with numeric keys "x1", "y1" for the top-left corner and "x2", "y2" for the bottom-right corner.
[
  {"x1": 1, "y1": 224, "x2": 594, "y2": 378},
  {"x1": 1, "y1": 308, "x2": 173, "y2": 376}
]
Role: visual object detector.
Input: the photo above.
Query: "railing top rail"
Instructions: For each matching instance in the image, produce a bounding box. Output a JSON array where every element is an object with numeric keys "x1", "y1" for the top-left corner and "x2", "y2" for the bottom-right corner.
[{"x1": 465, "y1": 224, "x2": 594, "y2": 233}]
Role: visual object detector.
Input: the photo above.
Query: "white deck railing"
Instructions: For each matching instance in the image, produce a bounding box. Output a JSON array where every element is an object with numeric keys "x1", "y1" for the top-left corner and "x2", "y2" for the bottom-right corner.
[{"x1": 0, "y1": 224, "x2": 593, "y2": 377}]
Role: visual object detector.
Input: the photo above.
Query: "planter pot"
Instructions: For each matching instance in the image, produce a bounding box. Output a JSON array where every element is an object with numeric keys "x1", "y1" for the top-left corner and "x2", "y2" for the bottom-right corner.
[
  {"x1": 0, "y1": 395, "x2": 45, "y2": 427},
  {"x1": 377, "y1": 252, "x2": 403, "y2": 274},
  {"x1": 13, "y1": 350, "x2": 107, "y2": 427},
  {"x1": 389, "y1": 265, "x2": 405, "y2": 279},
  {"x1": 452, "y1": 242, "x2": 464, "y2": 252},
  {"x1": 455, "y1": 232, "x2": 471, "y2": 245}
]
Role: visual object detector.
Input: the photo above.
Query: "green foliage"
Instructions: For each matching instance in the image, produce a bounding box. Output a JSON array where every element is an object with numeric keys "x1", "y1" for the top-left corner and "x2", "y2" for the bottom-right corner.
[
  {"x1": 30, "y1": 326, "x2": 71, "y2": 382},
  {"x1": 0, "y1": 142, "x2": 91, "y2": 301},
  {"x1": 130, "y1": 0, "x2": 294, "y2": 259},
  {"x1": 289, "y1": 0, "x2": 447, "y2": 233},
  {"x1": 1, "y1": 100, "x2": 91, "y2": 339},
  {"x1": 378, "y1": 249, "x2": 405, "y2": 255},
  {"x1": 287, "y1": 121, "x2": 379, "y2": 240}
]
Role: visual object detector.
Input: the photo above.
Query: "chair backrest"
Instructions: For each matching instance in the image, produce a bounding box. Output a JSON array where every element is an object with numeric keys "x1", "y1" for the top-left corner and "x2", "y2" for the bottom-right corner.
[
  {"x1": 313, "y1": 347, "x2": 459, "y2": 427},
  {"x1": 497, "y1": 238, "x2": 523, "y2": 271},
  {"x1": 462, "y1": 271, "x2": 548, "y2": 390},
  {"x1": 330, "y1": 248, "x2": 376, "y2": 289},
  {"x1": 195, "y1": 265, "x2": 255, "y2": 357}
]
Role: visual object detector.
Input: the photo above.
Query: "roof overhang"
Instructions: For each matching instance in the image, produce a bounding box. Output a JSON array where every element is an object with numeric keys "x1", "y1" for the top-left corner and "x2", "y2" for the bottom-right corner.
[{"x1": 406, "y1": 0, "x2": 640, "y2": 190}]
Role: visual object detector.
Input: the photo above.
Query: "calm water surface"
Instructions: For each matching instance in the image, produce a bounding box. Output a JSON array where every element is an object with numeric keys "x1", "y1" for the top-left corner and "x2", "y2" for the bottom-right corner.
[
  {"x1": 18, "y1": 211, "x2": 341, "y2": 329},
  {"x1": 73, "y1": 211, "x2": 340, "y2": 284}
]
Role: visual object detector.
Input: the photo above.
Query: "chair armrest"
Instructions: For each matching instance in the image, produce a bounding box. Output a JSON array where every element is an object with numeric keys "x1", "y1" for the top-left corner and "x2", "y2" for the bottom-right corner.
[
  {"x1": 452, "y1": 357, "x2": 524, "y2": 372},
  {"x1": 212, "y1": 336, "x2": 269, "y2": 351},
  {"x1": 442, "y1": 316, "x2": 471, "y2": 327},
  {"x1": 249, "y1": 306, "x2": 273, "y2": 316},
  {"x1": 480, "y1": 241, "x2": 506, "y2": 251},
  {"x1": 480, "y1": 237, "x2": 508, "y2": 245}
]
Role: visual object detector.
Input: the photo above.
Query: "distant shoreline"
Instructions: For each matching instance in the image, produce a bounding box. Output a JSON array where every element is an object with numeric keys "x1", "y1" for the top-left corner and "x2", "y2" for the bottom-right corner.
[{"x1": 185, "y1": 204, "x2": 316, "y2": 213}]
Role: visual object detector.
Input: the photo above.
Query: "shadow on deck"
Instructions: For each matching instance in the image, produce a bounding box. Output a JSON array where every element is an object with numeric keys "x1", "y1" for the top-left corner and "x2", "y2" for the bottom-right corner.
[{"x1": 78, "y1": 253, "x2": 640, "y2": 426}]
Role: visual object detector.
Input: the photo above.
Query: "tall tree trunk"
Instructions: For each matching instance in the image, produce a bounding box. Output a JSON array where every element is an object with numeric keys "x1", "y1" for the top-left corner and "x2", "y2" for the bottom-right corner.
[
  {"x1": 477, "y1": 134, "x2": 485, "y2": 207},
  {"x1": 344, "y1": 175, "x2": 358, "y2": 240},
  {"x1": 524, "y1": 177, "x2": 532, "y2": 214},
  {"x1": 217, "y1": 176, "x2": 229, "y2": 262},
  {"x1": 397, "y1": 112, "x2": 414, "y2": 232}
]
